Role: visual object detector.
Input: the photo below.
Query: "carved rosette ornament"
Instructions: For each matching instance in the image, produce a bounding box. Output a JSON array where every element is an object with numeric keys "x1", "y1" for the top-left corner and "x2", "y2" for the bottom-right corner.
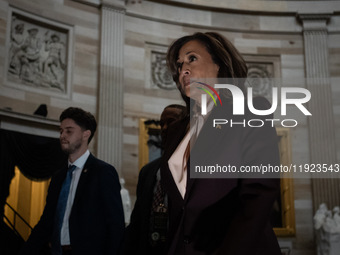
[
  {"x1": 246, "y1": 63, "x2": 273, "y2": 101},
  {"x1": 151, "y1": 52, "x2": 176, "y2": 90}
]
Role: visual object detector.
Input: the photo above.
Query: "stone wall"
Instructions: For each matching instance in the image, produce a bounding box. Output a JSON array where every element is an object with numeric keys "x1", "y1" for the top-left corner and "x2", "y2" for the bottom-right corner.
[{"x1": 0, "y1": 0, "x2": 100, "y2": 150}]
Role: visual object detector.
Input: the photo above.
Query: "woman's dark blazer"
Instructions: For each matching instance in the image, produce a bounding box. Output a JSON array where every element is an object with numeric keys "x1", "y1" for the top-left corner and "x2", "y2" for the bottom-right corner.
[{"x1": 160, "y1": 97, "x2": 282, "y2": 255}]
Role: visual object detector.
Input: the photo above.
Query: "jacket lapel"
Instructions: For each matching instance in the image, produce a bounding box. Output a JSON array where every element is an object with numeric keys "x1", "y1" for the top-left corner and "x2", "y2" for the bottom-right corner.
[
  {"x1": 72, "y1": 153, "x2": 94, "y2": 207},
  {"x1": 162, "y1": 103, "x2": 235, "y2": 204},
  {"x1": 160, "y1": 117, "x2": 189, "y2": 203},
  {"x1": 185, "y1": 102, "x2": 233, "y2": 202}
]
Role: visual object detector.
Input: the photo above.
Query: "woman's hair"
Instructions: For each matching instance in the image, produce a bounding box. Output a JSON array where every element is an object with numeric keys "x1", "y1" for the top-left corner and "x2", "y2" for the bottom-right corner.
[{"x1": 166, "y1": 32, "x2": 248, "y2": 109}]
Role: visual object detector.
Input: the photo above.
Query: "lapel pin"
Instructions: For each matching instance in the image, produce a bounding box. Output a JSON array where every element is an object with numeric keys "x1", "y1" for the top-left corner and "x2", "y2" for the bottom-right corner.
[{"x1": 83, "y1": 169, "x2": 88, "y2": 173}]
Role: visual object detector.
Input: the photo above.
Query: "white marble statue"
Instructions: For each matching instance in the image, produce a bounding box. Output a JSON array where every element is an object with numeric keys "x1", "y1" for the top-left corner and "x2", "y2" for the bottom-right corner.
[
  {"x1": 314, "y1": 203, "x2": 340, "y2": 255},
  {"x1": 314, "y1": 203, "x2": 328, "y2": 230},
  {"x1": 120, "y1": 178, "x2": 132, "y2": 224},
  {"x1": 332, "y1": 206, "x2": 340, "y2": 232}
]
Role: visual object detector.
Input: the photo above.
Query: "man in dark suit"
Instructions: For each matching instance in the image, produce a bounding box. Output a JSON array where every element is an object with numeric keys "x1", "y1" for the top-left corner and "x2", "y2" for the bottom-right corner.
[
  {"x1": 124, "y1": 104, "x2": 185, "y2": 255},
  {"x1": 21, "y1": 107, "x2": 125, "y2": 255}
]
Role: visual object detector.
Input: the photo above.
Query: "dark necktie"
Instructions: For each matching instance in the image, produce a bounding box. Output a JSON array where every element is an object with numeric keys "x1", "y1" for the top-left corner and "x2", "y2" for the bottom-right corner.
[
  {"x1": 150, "y1": 172, "x2": 167, "y2": 247},
  {"x1": 52, "y1": 165, "x2": 76, "y2": 252},
  {"x1": 152, "y1": 178, "x2": 164, "y2": 212}
]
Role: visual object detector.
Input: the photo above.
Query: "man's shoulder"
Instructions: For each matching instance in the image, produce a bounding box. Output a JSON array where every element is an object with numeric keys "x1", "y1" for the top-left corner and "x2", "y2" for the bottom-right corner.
[
  {"x1": 138, "y1": 157, "x2": 161, "y2": 179},
  {"x1": 86, "y1": 153, "x2": 110, "y2": 165},
  {"x1": 86, "y1": 154, "x2": 118, "y2": 174},
  {"x1": 140, "y1": 157, "x2": 161, "y2": 173},
  {"x1": 50, "y1": 163, "x2": 68, "y2": 179}
]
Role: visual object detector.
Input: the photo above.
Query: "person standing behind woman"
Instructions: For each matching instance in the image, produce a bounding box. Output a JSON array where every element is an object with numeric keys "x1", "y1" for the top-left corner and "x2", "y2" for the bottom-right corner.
[
  {"x1": 124, "y1": 104, "x2": 185, "y2": 255},
  {"x1": 162, "y1": 32, "x2": 282, "y2": 255}
]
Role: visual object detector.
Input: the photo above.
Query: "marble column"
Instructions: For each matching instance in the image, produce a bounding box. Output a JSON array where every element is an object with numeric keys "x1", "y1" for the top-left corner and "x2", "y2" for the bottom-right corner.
[
  {"x1": 97, "y1": 0, "x2": 125, "y2": 174},
  {"x1": 299, "y1": 13, "x2": 339, "y2": 211}
]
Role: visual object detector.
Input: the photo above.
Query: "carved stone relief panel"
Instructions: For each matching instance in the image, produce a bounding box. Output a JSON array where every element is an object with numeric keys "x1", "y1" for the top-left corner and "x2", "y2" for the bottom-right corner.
[
  {"x1": 151, "y1": 51, "x2": 176, "y2": 90},
  {"x1": 246, "y1": 62, "x2": 274, "y2": 99},
  {"x1": 4, "y1": 7, "x2": 73, "y2": 98},
  {"x1": 244, "y1": 55, "x2": 281, "y2": 102},
  {"x1": 145, "y1": 43, "x2": 176, "y2": 90}
]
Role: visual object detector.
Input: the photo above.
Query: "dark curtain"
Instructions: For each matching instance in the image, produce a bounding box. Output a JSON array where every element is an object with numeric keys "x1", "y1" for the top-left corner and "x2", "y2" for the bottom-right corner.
[{"x1": 0, "y1": 129, "x2": 67, "y2": 217}]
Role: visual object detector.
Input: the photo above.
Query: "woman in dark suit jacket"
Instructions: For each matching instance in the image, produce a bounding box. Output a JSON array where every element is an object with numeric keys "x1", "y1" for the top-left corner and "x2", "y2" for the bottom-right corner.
[{"x1": 162, "y1": 32, "x2": 282, "y2": 255}]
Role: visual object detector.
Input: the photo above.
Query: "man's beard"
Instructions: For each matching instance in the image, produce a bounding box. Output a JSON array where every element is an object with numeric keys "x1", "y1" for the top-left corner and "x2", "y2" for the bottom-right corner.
[{"x1": 61, "y1": 139, "x2": 82, "y2": 155}]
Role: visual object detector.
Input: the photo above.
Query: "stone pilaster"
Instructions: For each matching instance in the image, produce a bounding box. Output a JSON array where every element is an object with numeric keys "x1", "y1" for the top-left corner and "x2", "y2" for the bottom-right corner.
[
  {"x1": 97, "y1": 0, "x2": 125, "y2": 174},
  {"x1": 299, "y1": 13, "x2": 339, "y2": 211}
]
